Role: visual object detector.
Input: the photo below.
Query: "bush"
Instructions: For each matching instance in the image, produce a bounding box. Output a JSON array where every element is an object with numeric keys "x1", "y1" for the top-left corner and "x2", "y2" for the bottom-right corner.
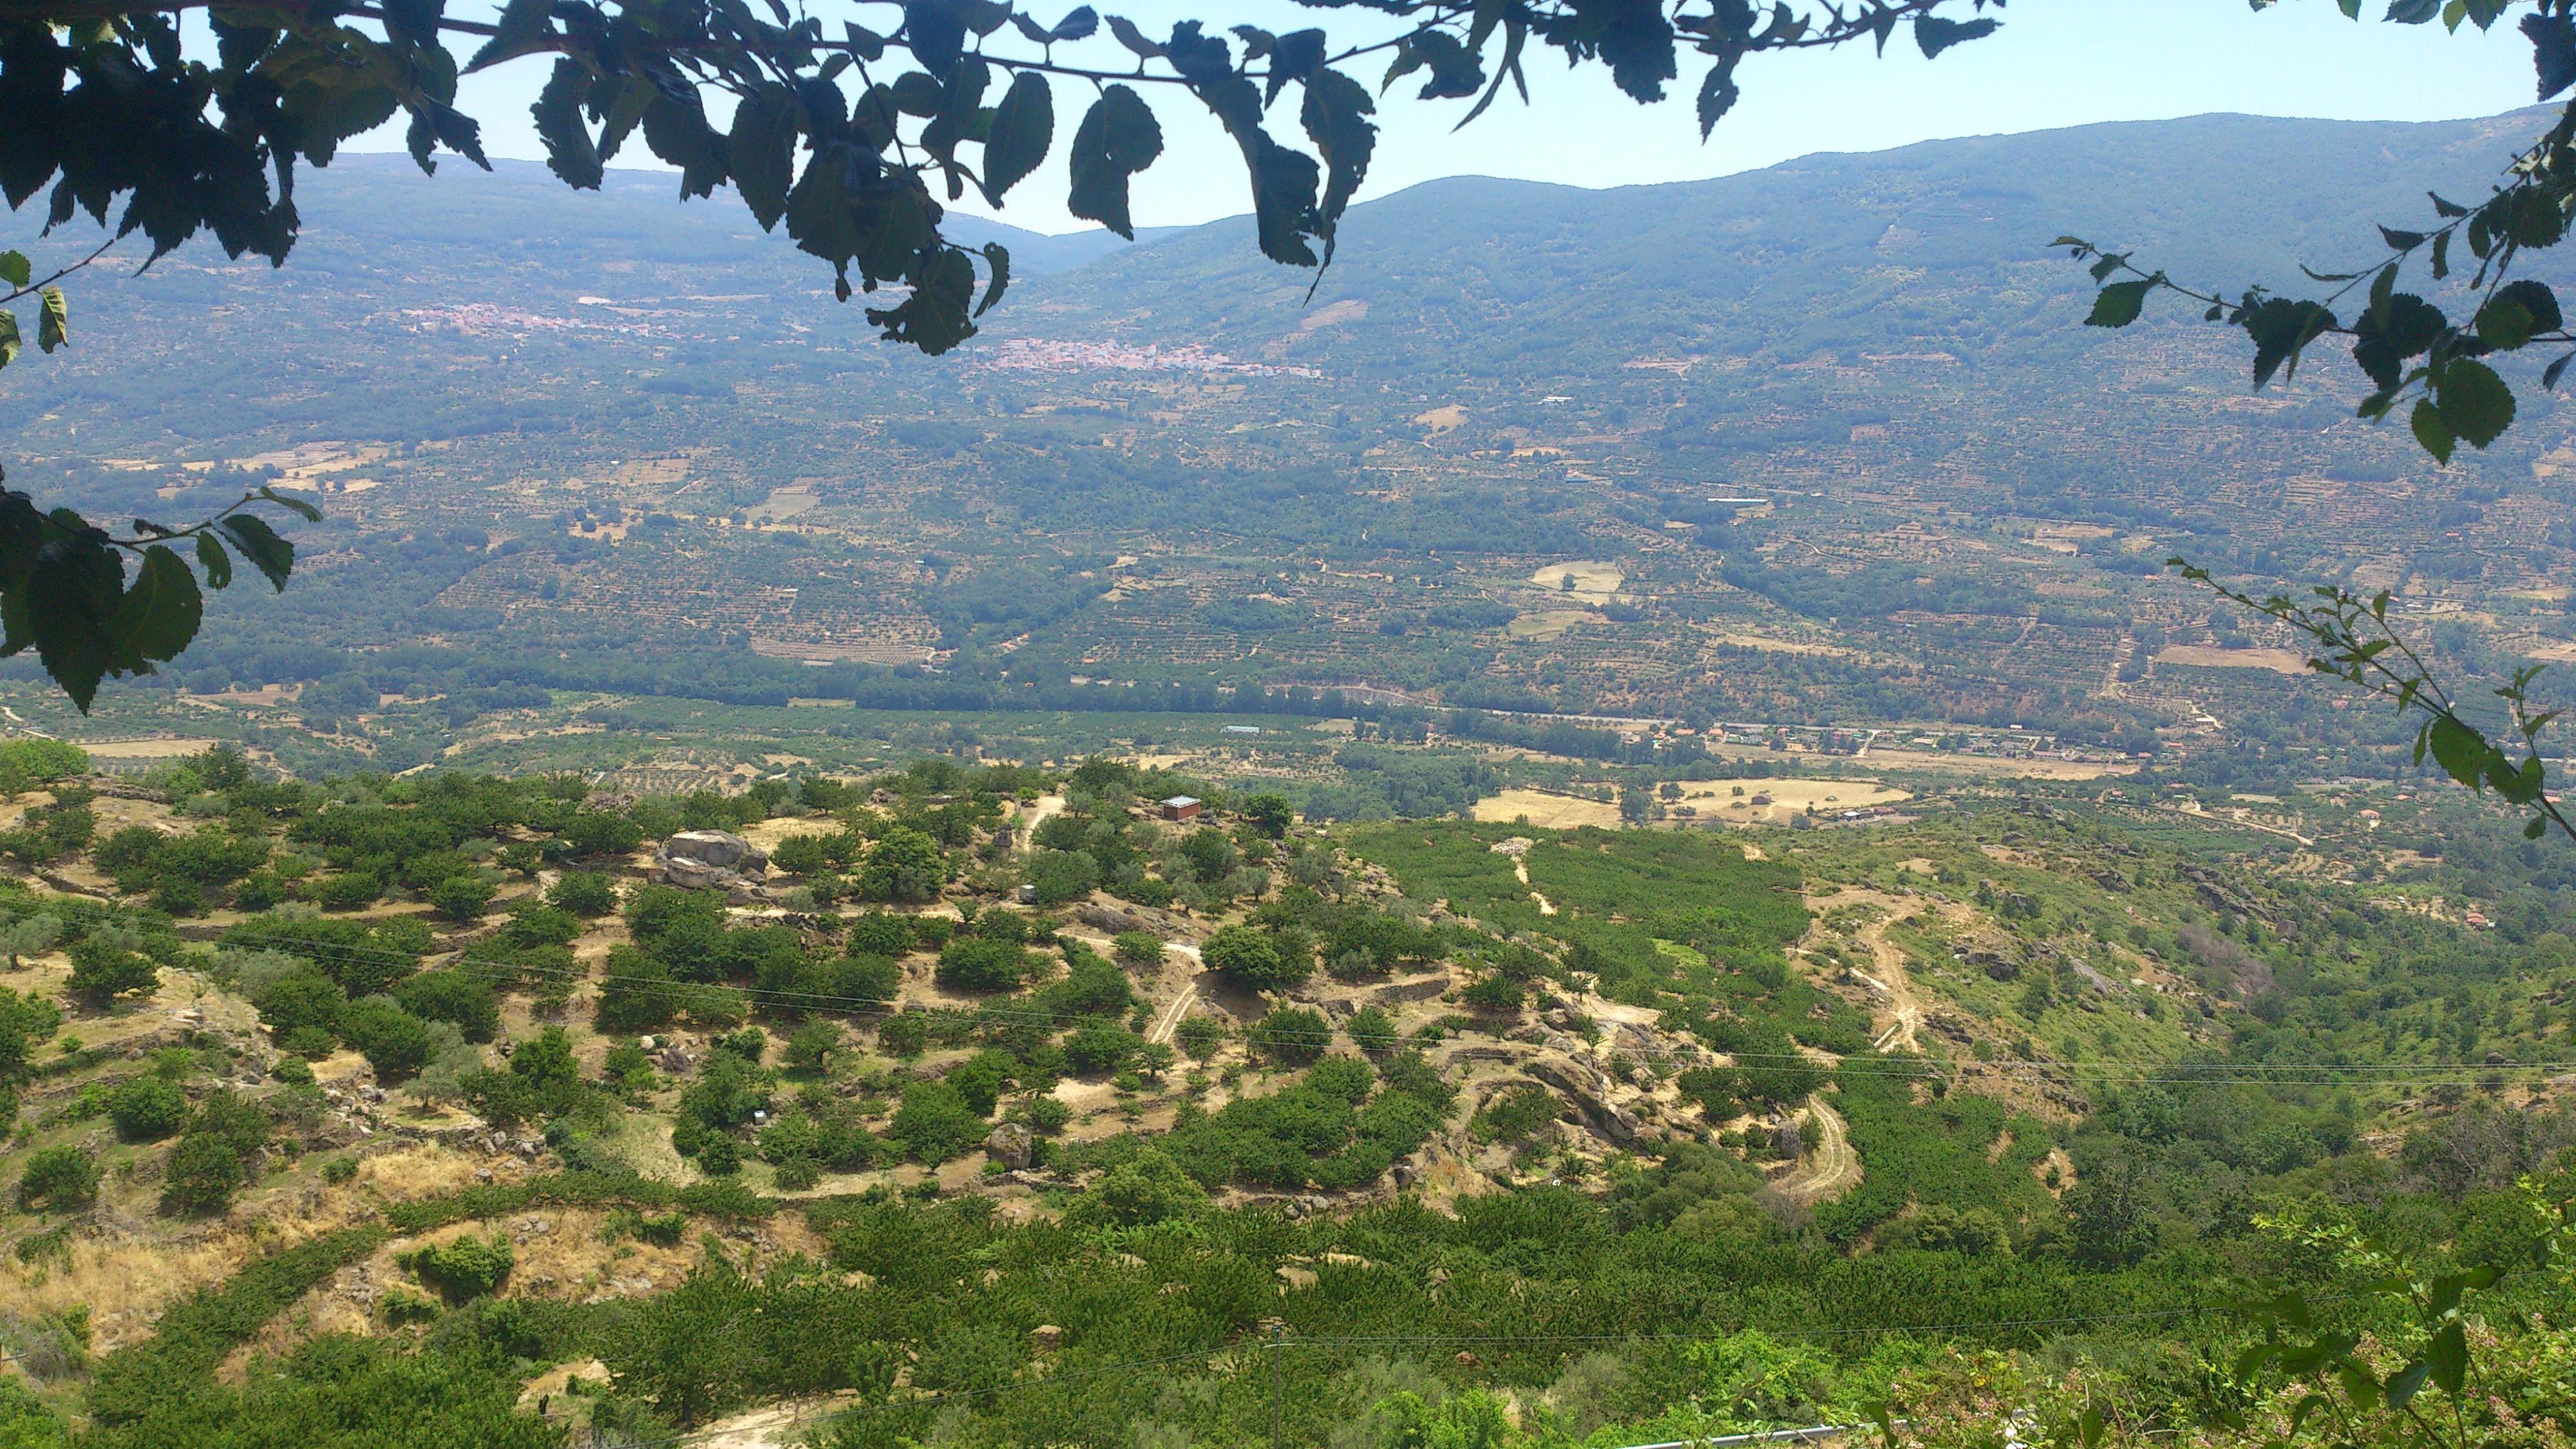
[
  {"x1": 108, "y1": 1075, "x2": 189, "y2": 1141},
  {"x1": 843, "y1": 910, "x2": 917, "y2": 958},
  {"x1": 252, "y1": 969, "x2": 346, "y2": 1039},
  {"x1": 1025, "y1": 848, "x2": 1099, "y2": 905},
  {"x1": 877, "y1": 1009, "x2": 929, "y2": 1057},
  {"x1": 546, "y1": 871, "x2": 620, "y2": 916},
  {"x1": 784, "y1": 1018, "x2": 842, "y2": 1074},
  {"x1": 1246, "y1": 1005, "x2": 1331, "y2": 1067},
  {"x1": 1345, "y1": 1006, "x2": 1399, "y2": 1057},
  {"x1": 890, "y1": 1080, "x2": 988, "y2": 1164},
  {"x1": 1111, "y1": 931, "x2": 1166, "y2": 971},
  {"x1": 428, "y1": 875, "x2": 497, "y2": 922},
  {"x1": 771, "y1": 1153, "x2": 822, "y2": 1191},
  {"x1": 857, "y1": 828, "x2": 947, "y2": 903},
  {"x1": 1065, "y1": 1146, "x2": 1207, "y2": 1228},
  {"x1": 66, "y1": 937, "x2": 160, "y2": 1004},
  {"x1": 1461, "y1": 974, "x2": 1526, "y2": 1014},
  {"x1": 395, "y1": 969, "x2": 500, "y2": 1042},
  {"x1": 162, "y1": 1132, "x2": 248, "y2": 1217},
  {"x1": 503, "y1": 902, "x2": 583, "y2": 949},
  {"x1": 17, "y1": 1144, "x2": 98, "y2": 1210},
  {"x1": 935, "y1": 936, "x2": 1028, "y2": 994},
  {"x1": 399, "y1": 1231, "x2": 515, "y2": 1303},
  {"x1": 309, "y1": 871, "x2": 384, "y2": 911},
  {"x1": 1174, "y1": 1015, "x2": 1224, "y2": 1063},
  {"x1": 696, "y1": 1133, "x2": 743, "y2": 1176},
  {"x1": 339, "y1": 999, "x2": 435, "y2": 1081},
  {"x1": 1203, "y1": 924, "x2": 1308, "y2": 992},
  {"x1": 1063, "y1": 1023, "x2": 1140, "y2": 1076}
]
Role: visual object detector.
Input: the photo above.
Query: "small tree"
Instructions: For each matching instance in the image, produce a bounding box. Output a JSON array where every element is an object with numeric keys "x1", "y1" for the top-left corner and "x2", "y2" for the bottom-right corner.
[
  {"x1": 1202, "y1": 925, "x2": 1308, "y2": 992},
  {"x1": 107, "y1": 1075, "x2": 187, "y2": 1141},
  {"x1": 858, "y1": 828, "x2": 947, "y2": 904},
  {"x1": 1173, "y1": 1015, "x2": 1224, "y2": 1064},
  {"x1": 1345, "y1": 1005, "x2": 1400, "y2": 1058},
  {"x1": 1241, "y1": 795, "x2": 1294, "y2": 840},
  {"x1": 1246, "y1": 1005, "x2": 1331, "y2": 1067},
  {"x1": 65, "y1": 937, "x2": 158, "y2": 1005},
  {"x1": 428, "y1": 875, "x2": 496, "y2": 923},
  {"x1": 545, "y1": 871, "x2": 621, "y2": 917},
  {"x1": 1112, "y1": 932, "x2": 1166, "y2": 972},
  {"x1": 15, "y1": 1144, "x2": 97, "y2": 1211},
  {"x1": 784, "y1": 1018, "x2": 842, "y2": 1075}
]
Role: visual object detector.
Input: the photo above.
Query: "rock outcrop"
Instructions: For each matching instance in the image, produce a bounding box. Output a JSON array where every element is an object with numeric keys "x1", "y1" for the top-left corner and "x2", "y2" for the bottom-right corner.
[{"x1": 656, "y1": 831, "x2": 770, "y2": 897}]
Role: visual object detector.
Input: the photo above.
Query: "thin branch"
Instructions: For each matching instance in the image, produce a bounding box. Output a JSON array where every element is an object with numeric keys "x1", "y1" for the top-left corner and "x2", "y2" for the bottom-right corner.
[{"x1": 0, "y1": 234, "x2": 116, "y2": 308}]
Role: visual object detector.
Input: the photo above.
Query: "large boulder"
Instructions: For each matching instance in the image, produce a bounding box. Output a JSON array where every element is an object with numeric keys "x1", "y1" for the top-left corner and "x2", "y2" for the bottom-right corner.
[
  {"x1": 656, "y1": 831, "x2": 770, "y2": 893},
  {"x1": 985, "y1": 1121, "x2": 1035, "y2": 1170}
]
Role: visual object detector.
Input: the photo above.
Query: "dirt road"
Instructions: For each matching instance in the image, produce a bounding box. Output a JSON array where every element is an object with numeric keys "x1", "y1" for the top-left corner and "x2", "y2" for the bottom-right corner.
[
  {"x1": 1773, "y1": 1093, "x2": 1862, "y2": 1206},
  {"x1": 1809, "y1": 889, "x2": 1924, "y2": 1054},
  {"x1": 1016, "y1": 795, "x2": 1066, "y2": 853}
]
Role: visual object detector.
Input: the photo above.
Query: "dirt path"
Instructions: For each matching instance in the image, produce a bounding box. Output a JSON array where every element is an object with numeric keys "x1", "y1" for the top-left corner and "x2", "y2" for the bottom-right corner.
[
  {"x1": 1774, "y1": 1093, "x2": 1862, "y2": 1206},
  {"x1": 1809, "y1": 889, "x2": 1924, "y2": 1054},
  {"x1": 683, "y1": 1397, "x2": 849, "y2": 1448},
  {"x1": 1509, "y1": 856, "x2": 1558, "y2": 916},
  {"x1": 1146, "y1": 974, "x2": 1200, "y2": 1045},
  {"x1": 1017, "y1": 795, "x2": 1066, "y2": 853}
]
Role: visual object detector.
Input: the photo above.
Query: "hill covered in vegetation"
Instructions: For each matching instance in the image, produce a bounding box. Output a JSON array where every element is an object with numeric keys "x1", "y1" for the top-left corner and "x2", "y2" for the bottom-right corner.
[{"x1": 0, "y1": 742, "x2": 2568, "y2": 1448}]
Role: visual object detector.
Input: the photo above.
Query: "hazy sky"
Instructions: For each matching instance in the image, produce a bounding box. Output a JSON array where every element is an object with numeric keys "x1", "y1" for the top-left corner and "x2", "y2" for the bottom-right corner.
[{"x1": 393, "y1": 0, "x2": 2541, "y2": 235}]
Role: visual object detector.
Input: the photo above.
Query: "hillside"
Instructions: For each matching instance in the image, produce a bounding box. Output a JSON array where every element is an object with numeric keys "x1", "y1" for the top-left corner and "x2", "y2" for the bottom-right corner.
[
  {"x1": 1, "y1": 742, "x2": 2571, "y2": 1446},
  {"x1": 0, "y1": 110, "x2": 2571, "y2": 795}
]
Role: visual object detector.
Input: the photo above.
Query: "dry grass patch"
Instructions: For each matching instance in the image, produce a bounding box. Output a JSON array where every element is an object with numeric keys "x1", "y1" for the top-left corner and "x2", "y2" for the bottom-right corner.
[{"x1": 1471, "y1": 789, "x2": 1625, "y2": 830}]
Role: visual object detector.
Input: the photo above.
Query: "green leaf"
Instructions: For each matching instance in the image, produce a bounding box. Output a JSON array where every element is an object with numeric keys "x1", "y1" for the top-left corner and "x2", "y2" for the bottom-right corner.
[
  {"x1": 2411, "y1": 397, "x2": 2457, "y2": 463},
  {"x1": 217, "y1": 515, "x2": 295, "y2": 592},
  {"x1": 981, "y1": 71, "x2": 1053, "y2": 204},
  {"x1": 1065, "y1": 85, "x2": 1162, "y2": 239},
  {"x1": 1302, "y1": 68, "x2": 1377, "y2": 229},
  {"x1": 2425, "y1": 1321, "x2": 2467, "y2": 1396},
  {"x1": 2434, "y1": 357, "x2": 2515, "y2": 448},
  {"x1": 2476, "y1": 296, "x2": 2537, "y2": 350},
  {"x1": 0, "y1": 251, "x2": 26, "y2": 289},
  {"x1": 2240, "y1": 298, "x2": 2338, "y2": 386},
  {"x1": 974, "y1": 242, "x2": 1011, "y2": 318},
  {"x1": 466, "y1": 0, "x2": 554, "y2": 72},
  {"x1": 107, "y1": 544, "x2": 202, "y2": 665},
  {"x1": 532, "y1": 59, "x2": 604, "y2": 191},
  {"x1": 1913, "y1": 13, "x2": 1998, "y2": 58},
  {"x1": 2528, "y1": 8, "x2": 2576, "y2": 99},
  {"x1": 2426, "y1": 715, "x2": 2487, "y2": 788},
  {"x1": 2526, "y1": 816, "x2": 2548, "y2": 839},
  {"x1": 727, "y1": 88, "x2": 801, "y2": 232},
  {"x1": 1105, "y1": 14, "x2": 1164, "y2": 59},
  {"x1": 2386, "y1": 1361, "x2": 2430, "y2": 1408},
  {"x1": 2087, "y1": 279, "x2": 2153, "y2": 328},
  {"x1": 0, "y1": 310, "x2": 18, "y2": 370},
  {"x1": 195, "y1": 533, "x2": 232, "y2": 591},
  {"x1": 2078, "y1": 1406, "x2": 2105, "y2": 1449},
  {"x1": 256, "y1": 486, "x2": 322, "y2": 522},
  {"x1": 2496, "y1": 278, "x2": 2561, "y2": 334}
]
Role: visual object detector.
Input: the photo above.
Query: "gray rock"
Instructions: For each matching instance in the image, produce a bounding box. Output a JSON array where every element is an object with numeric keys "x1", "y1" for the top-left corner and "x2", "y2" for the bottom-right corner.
[{"x1": 986, "y1": 1121, "x2": 1035, "y2": 1170}]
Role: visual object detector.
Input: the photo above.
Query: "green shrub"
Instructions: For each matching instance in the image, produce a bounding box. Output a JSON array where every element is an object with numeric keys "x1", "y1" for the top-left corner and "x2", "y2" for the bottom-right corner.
[
  {"x1": 16, "y1": 1144, "x2": 98, "y2": 1210},
  {"x1": 338, "y1": 999, "x2": 434, "y2": 1081},
  {"x1": 395, "y1": 969, "x2": 500, "y2": 1042},
  {"x1": 108, "y1": 1074, "x2": 189, "y2": 1141},
  {"x1": 935, "y1": 936, "x2": 1028, "y2": 993},
  {"x1": 843, "y1": 909, "x2": 918, "y2": 957},
  {"x1": 399, "y1": 1231, "x2": 515, "y2": 1302},
  {"x1": 309, "y1": 871, "x2": 384, "y2": 911},
  {"x1": 1063, "y1": 1023, "x2": 1140, "y2": 1075},
  {"x1": 1111, "y1": 931, "x2": 1166, "y2": 970},
  {"x1": 379, "y1": 1287, "x2": 441, "y2": 1327},
  {"x1": 891, "y1": 1080, "x2": 988, "y2": 1164},
  {"x1": 546, "y1": 871, "x2": 620, "y2": 916},
  {"x1": 1246, "y1": 1005, "x2": 1331, "y2": 1067},
  {"x1": 66, "y1": 936, "x2": 159, "y2": 1003},
  {"x1": 1346, "y1": 1005, "x2": 1399, "y2": 1057},
  {"x1": 877, "y1": 1009, "x2": 929, "y2": 1057},
  {"x1": 1204, "y1": 924, "x2": 1309, "y2": 992},
  {"x1": 428, "y1": 875, "x2": 497, "y2": 922}
]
